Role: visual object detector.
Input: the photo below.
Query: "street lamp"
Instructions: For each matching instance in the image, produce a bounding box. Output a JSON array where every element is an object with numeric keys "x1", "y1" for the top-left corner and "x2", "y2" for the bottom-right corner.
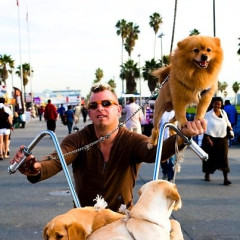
[
  {"x1": 158, "y1": 33, "x2": 164, "y2": 65},
  {"x1": 137, "y1": 54, "x2": 142, "y2": 106}
]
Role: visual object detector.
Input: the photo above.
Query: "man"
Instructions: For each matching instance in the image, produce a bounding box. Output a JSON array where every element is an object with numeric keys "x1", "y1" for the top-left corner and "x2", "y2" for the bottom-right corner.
[
  {"x1": 11, "y1": 83, "x2": 206, "y2": 211},
  {"x1": 122, "y1": 97, "x2": 144, "y2": 134},
  {"x1": 224, "y1": 100, "x2": 238, "y2": 127},
  {"x1": 57, "y1": 103, "x2": 65, "y2": 123},
  {"x1": 44, "y1": 99, "x2": 58, "y2": 132}
]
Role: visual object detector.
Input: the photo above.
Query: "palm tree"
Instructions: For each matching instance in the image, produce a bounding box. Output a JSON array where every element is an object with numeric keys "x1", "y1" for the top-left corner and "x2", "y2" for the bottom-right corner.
[
  {"x1": 0, "y1": 54, "x2": 14, "y2": 86},
  {"x1": 149, "y1": 12, "x2": 163, "y2": 58},
  {"x1": 124, "y1": 22, "x2": 140, "y2": 59},
  {"x1": 115, "y1": 19, "x2": 129, "y2": 65},
  {"x1": 107, "y1": 79, "x2": 117, "y2": 92},
  {"x1": 218, "y1": 81, "x2": 228, "y2": 96},
  {"x1": 189, "y1": 29, "x2": 200, "y2": 36},
  {"x1": 237, "y1": 38, "x2": 240, "y2": 56},
  {"x1": 94, "y1": 68, "x2": 104, "y2": 83},
  {"x1": 170, "y1": 0, "x2": 178, "y2": 55},
  {"x1": 142, "y1": 58, "x2": 162, "y2": 93},
  {"x1": 162, "y1": 55, "x2": 170, "y2": 66},
  {"x1": 120, "y1": 60, "x2": 140, "y2": 94},
  {"x1": 232, "y1": 81, "x2": 240, "y2": 104},
  {"x1": 15, "y1": 63, "x2": 33, "y2": 102},
  {"x1": 116, "y1": 19, "x2": 130, "y2": 93}
]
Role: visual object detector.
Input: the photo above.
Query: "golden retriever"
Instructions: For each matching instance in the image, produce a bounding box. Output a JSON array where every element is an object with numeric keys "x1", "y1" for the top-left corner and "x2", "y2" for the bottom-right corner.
[
  {"x1": 148, "y1": 35, "x2": 223, "y2": 148},
  {"x1": 87, "y1": 180, "x2": 183, "y2": 240},
  {"x1": 43, "y1": 207, "x2": 125, "y2": 240}
]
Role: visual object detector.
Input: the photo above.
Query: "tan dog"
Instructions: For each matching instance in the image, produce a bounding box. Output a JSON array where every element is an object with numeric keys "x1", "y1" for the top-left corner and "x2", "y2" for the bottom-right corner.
[
  {"x1": 87, "y1": 180, "x2": 183, "y2": 240},
  {"x1": 148, "y1": 35, "x2": 223, "y2": 148},
  {"x1": 43, "y1": 207, "x2": 125, "y2": 240}
]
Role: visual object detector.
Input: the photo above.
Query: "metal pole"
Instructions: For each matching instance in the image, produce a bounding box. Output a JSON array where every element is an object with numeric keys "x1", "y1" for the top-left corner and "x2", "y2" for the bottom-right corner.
[
  {"x1": 17, "y1": 1, "x2": 25, "y2": 110},
  {"x1": 138, "y1": 54, "x2": 142, "y2": 106},
  {"x1": 153, "y1": 122, "x2": 208, "y2": 180},
  {"x1": 213, "y1": 0, "x2": 216, "y2": 37}
]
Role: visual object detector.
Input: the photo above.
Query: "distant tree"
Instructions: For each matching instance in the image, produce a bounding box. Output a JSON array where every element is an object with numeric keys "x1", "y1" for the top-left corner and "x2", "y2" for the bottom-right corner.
[
  {"x1": 124, "y1": 22, "x2": 140, "y2": 58},
  {"x1": 162, "y1": 55, "x2": 170, "y2": 67},
  {"x1": 120, "y1": 60, "x2": 140, "y2": 93},
  {"x1": 189, "y1": 29, "x2": 200, "y2": 36},
  {"x1": 218, "y1": 81, "x2": 228, "y2": 96},
  {"x1": 142, "y1": 58, "x2": 162, "y2": 93},
  {"x1": 149, "y1": 12, "x2": 163, "y2": 58},
  {"x1": 232, "y1": 81, "x2": 240, "y2": 104},
  {"x1": 107, "y1": 79, "x2": 117, "y2": 92},
  {"x1": 0, "y1": 54, "x2": 14, "y2": 85},
  {"x1": 237, "y1": 37, "x2": 240, "y2": 56},
  {"x1": 115, "y1": 19, "x2": 129, "y2": 65},
  {"x1": 94, "y1": 68, "x2": 104, "y2": 83},
  {"x1": 15, "y1": 63, "x2": 33, "y2": 101}
]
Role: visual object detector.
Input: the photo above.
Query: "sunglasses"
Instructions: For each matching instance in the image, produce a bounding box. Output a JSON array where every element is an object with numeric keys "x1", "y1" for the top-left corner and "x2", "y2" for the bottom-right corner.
[{"x1": 88, "y1": 100, "x2": 118, "y2": 110}]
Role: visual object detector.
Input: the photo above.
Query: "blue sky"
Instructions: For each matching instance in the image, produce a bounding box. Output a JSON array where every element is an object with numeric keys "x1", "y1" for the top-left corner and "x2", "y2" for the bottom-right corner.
[{"x1": 1, "y1": 0, "x2": 240, "y2": 98}]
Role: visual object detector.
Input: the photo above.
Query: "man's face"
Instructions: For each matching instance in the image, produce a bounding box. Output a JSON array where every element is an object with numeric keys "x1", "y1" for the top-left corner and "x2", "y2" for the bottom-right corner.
[{"x1": 88, "y1": 90, "x2": 122, "y2": 129}]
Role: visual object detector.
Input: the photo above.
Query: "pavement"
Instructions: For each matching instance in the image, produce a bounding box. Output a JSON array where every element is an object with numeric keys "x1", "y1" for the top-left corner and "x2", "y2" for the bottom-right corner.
[{"x1": 0, "y1": 118, "x2": 240, "y2": 240}]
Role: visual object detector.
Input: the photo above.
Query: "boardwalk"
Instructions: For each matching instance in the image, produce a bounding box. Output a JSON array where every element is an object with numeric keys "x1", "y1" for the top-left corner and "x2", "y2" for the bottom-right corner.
[{"x1": 0, "y1": 118, "x2": 240, "y2": 239}]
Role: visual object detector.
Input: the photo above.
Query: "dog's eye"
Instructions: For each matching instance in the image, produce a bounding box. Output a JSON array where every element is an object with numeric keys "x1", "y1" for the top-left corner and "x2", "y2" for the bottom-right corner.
[
  {"x1": 55, "y1": 233, "x2": 63, "y2": 239},
  {"x1": 193, "y1": 48, "x2": 199, "y2": 53},
  {"x1": 206, "y1": 48, "x2": 212, "y2": 52}
]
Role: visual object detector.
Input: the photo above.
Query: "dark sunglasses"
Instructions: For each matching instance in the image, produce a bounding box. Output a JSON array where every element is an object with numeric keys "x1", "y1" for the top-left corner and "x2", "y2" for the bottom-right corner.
[{"x1": 88, "y1": 100, "x2": 118, "y2": 110}]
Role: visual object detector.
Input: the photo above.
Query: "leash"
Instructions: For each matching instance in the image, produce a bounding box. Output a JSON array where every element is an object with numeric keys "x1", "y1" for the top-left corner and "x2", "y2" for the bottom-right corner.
[{"x1": 51, "y1": 75, "x2": 170, "y2": 160}]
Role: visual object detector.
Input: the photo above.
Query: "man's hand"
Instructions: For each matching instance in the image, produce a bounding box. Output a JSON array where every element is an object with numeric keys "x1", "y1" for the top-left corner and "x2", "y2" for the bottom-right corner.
[
  {"x1": 181, "y1": 119, "x2": 207, "y2": 137},
  {"x1": 10, "y1": 145, "x2": 41, "y2": 176},
  {"x1": 177, "y1": 119, "x2": 207, "y2": 146}
]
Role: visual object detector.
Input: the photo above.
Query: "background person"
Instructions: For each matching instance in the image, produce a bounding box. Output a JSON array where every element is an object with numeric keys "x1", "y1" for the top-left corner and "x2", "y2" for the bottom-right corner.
[
  {"x1": 0, "y1": 97, "x2": 13, "y2": 157},
  {"x1": 201, "y1": 97, "x2": 232, "y2": 185},
  {"x1": 11, "y1": 83, "x2": 206, "y2": 212},
  {"x1": 65, "y1": 105, "x2": 74, "y2": 134},
  {"x1": 0, "y1": 104, "x2": 12, "y2": 160},
  {"x1": 44, "y1": 99, "x2": 58, "y2": 132},
  {"x1": 38, "y1": 106, "x2": 44, "y2": 121},
  {"x1": 81, "y1": 104, "x2": 88, "y2": 124},
  {"x1": 57, "y1": 103, "x2": 65, "y2": 123},
  {"x1": 122, "y1": 97, "x2": 144, "y2": 134}
]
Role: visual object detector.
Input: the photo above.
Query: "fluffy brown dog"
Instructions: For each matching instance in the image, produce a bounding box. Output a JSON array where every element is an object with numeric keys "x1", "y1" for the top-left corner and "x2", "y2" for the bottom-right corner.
[
  {"x1": 87, "y1": 180, "x2": 183, "y2": 240},
  {"x1": 148, "y1": 35, "x2": 223, "y2": 148},
  {"x1": 43, "y1": 207, "x2": 125, "y2": 240}
]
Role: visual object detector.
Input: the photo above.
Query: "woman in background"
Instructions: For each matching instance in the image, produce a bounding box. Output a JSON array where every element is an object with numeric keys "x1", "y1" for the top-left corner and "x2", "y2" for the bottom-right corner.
[{"x1": 202, "y1": 97, "x2": 232, "y2": 185}]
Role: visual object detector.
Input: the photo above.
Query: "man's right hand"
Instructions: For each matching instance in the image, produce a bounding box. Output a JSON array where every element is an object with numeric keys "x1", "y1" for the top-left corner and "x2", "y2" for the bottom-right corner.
[{"x1": 10, "y1": 145, "x2": 41, "y2": 176}]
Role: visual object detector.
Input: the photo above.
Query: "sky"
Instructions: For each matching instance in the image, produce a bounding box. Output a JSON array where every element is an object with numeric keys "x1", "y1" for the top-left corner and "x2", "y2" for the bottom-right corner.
[{"x1": 1, "y1": 0, "x2": 240, "y2": 99}]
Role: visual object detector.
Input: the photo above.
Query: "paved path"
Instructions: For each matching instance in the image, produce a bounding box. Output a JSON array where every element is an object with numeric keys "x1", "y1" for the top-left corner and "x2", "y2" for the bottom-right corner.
[{"x1": 0, "y1": 118, "x2": 240, "y2": 239}]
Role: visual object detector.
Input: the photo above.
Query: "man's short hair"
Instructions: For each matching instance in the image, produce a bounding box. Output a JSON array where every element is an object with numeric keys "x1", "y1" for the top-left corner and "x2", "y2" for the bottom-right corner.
[
  {"x1": 90, "y1": 83, "x2": 113, "y2": 93},
  {"x1": 90, "y1": 83, "x2": 118, "y2": 103}
]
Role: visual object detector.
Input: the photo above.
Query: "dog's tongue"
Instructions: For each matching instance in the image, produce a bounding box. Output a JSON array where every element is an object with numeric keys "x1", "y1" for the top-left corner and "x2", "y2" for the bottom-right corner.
[{"x1": 200, "y1": 61, "x2": 207, "y2": 67}]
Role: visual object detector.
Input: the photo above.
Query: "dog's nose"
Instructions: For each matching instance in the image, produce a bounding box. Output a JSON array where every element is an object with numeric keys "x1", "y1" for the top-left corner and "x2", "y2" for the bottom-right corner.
[{"x1": 201, "y1": 54, "x2": 208, "y2": 61}]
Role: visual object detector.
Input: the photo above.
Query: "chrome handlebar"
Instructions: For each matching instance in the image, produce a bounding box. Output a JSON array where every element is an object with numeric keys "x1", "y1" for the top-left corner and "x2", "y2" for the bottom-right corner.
[
  {"x1": 153, "y1": 122, "x2": 208, "y2": 180},
  {"x1": 8, "y1": 130, "x2": 81, "y2": 208}
]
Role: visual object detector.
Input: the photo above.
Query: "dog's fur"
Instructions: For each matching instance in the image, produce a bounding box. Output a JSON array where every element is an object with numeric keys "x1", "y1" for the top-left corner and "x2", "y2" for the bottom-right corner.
[
  {"x1": 43, "y1": 207, "x2": 125, "y2": 240},
  {"x1": 87, "y1": 180, "x2": 183, "y2": 240},
  {"x1": 148, "y1": 35, "x2": 223, "y2": 148}
]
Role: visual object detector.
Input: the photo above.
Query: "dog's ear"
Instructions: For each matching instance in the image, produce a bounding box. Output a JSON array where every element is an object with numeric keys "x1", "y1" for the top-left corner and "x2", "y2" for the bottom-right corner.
[
  {"x1": 213, "y1": 37, "x2": 221, "y2": 46},
  {"x1": 165, "y1": 184, "x2": 182, "y2": 211},
  {"x1": 42, "y1": 224, "x2": 49, "y2": 240},
  {"x1": 68, "y1": 222, "x2": 87, "y2": 240}
]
